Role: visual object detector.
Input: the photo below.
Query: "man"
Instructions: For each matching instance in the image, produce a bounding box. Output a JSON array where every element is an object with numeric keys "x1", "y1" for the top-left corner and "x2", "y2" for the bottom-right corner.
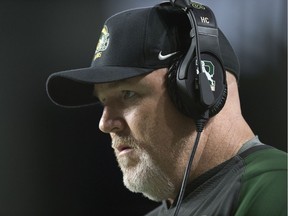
[{"x1": 46, "y1": 1, "x2": 287, "y2": 216}]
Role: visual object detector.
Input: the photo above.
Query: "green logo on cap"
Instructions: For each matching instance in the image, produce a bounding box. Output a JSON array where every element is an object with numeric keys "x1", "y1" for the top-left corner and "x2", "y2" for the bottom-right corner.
[
  {"x1": 94, "y1": 25, "x2": 110, "y2": 61},
  {"x1": 190, "y1": 1, "x2": 205, "y2": 10}
]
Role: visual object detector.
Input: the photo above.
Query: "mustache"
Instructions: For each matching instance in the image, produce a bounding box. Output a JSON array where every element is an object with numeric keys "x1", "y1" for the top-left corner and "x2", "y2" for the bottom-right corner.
[{"x1": 111, "y1": 135, "x2": 139, "y2": 150}]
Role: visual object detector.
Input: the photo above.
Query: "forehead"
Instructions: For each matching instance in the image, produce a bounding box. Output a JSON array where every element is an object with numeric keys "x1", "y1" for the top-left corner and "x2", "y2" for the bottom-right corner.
[
  {"x1": 93, "y1": 68, "x2": 168, "y2": 97},
  {"x1": 93, "y1": 74, "x2": 146, "y2": 97}
]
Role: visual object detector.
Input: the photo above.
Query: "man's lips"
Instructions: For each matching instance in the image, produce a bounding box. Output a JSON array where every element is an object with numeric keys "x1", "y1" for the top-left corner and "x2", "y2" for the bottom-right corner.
[
  {"x1": 113, "y1": 144, "x2": 134, "y2": 155},
  {"x1": 111, "y1": 136, "x2": 137, "y2": 156},
  {"x1": 118, "y1": 146, "x2": 133, "y2": 156},
  {"x1": 116, "y1": 145, "x2": 132, "y2": 154}
]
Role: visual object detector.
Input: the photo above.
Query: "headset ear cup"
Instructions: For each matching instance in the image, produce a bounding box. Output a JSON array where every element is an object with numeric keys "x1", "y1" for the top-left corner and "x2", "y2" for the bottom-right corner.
[{"x1": 167, "y1": 55, "x2": 228, "y2": 120}]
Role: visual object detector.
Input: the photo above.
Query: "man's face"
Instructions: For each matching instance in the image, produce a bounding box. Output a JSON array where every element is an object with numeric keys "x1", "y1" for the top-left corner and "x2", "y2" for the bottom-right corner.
[{"x1": 94, "y1": 68, "x2": 195, "y2": 201}]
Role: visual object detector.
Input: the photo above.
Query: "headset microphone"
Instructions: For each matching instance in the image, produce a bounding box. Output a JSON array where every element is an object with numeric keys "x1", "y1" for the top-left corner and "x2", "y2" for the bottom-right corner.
[
  {"x1": 176, "y1": 6, "x2": 215, "y2": 109},
  {"x1": 185, "y1": 8, "x2": 215, "y2": 109},
  {"x1": 199, "y1": 72, "x2": 214, "y2": 107}
]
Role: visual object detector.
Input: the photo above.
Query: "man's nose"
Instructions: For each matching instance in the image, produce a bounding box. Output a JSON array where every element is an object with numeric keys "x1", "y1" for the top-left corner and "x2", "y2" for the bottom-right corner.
[{"x1": 98, "y1": 106, "x2": 125, "y2": 133}]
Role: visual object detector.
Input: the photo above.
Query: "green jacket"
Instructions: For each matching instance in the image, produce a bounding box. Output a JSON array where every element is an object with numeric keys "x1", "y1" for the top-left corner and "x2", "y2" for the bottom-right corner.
[{"x1": 146, "y1": 137, "x2": 287, "y2": 216}]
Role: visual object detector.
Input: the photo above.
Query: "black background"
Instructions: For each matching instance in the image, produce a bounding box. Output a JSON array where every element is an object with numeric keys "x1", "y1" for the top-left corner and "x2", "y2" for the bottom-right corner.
[{"x1": 0, "y1": 0, "x2": 286, "y2": 215}]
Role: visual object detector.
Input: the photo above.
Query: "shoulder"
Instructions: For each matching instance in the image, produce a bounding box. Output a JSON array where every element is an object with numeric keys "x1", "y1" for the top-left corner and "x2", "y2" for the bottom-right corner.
[
  {"x1": 235, "y1": 145, "x2": 287, "y2": 216},
  {"x1": 240, "y1": 145, "x2": 287, "y2": 178}
]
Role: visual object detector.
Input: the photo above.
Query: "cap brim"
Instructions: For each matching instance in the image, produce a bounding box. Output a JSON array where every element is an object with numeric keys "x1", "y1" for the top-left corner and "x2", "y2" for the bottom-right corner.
[{"x1": 46, "y1": 66, "x2": 153, "y2": 107}]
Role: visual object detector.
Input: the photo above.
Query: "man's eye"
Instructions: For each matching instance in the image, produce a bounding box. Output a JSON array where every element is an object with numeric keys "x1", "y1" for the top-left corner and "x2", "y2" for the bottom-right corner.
[{"x1": 122, "y1": 90, "x2": 136, "y2": 99}]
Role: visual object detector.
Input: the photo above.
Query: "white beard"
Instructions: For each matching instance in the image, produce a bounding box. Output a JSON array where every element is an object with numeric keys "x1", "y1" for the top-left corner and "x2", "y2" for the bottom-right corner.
[{"x1": 117, "y1": 149, "x2": 175, "y2": 202}]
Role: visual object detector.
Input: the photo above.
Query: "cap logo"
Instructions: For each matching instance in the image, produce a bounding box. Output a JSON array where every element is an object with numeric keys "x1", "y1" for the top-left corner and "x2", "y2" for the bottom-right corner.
[
  {"x1": 190, "y1": 1, "x2": 205, "y2": 10},
  {"x1": 158, "y1": 51, "x2": 178, "y2": 61},
  {"x1": 196, "y1": 60, "x2": 216, "y2": 91},
  {"x1": 93, "y1": 25, "x2": 110, "y2": 61}
]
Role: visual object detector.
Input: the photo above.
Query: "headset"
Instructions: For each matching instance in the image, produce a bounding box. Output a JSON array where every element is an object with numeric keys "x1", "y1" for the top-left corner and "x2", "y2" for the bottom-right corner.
[
  {"x1": 165, "y1": 0, "x2": 227, "y2": 130},
  {"x1": 161, "y1": 1, "x2": 228, "y2": 215}
]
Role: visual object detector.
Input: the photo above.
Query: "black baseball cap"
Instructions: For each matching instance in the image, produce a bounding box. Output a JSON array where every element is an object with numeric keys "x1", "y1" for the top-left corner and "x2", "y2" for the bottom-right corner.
[{"x1": 46, "y1": 2, "x2": 240, "y2": 108}]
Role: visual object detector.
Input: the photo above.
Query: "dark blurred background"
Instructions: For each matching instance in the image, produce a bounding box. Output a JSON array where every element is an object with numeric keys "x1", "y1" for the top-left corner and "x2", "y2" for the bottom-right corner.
[{"x1": 0, "y1": 0, "x2": 286, "y2": 215}]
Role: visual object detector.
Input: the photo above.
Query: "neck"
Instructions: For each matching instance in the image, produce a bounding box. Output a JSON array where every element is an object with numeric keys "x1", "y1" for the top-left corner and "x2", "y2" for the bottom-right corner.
[{"x1": 192, "y1": 113, "x2": 254, "y2": 181}]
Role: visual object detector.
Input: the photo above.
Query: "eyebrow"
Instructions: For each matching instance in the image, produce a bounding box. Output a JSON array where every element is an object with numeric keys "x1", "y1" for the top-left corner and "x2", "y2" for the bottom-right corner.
[
  {"x1": 93, "y1": 78, "x2": 142, "y2": 97},
  {"x1": 106, "y1": 79, "x2": 133, "y2": 88}
]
